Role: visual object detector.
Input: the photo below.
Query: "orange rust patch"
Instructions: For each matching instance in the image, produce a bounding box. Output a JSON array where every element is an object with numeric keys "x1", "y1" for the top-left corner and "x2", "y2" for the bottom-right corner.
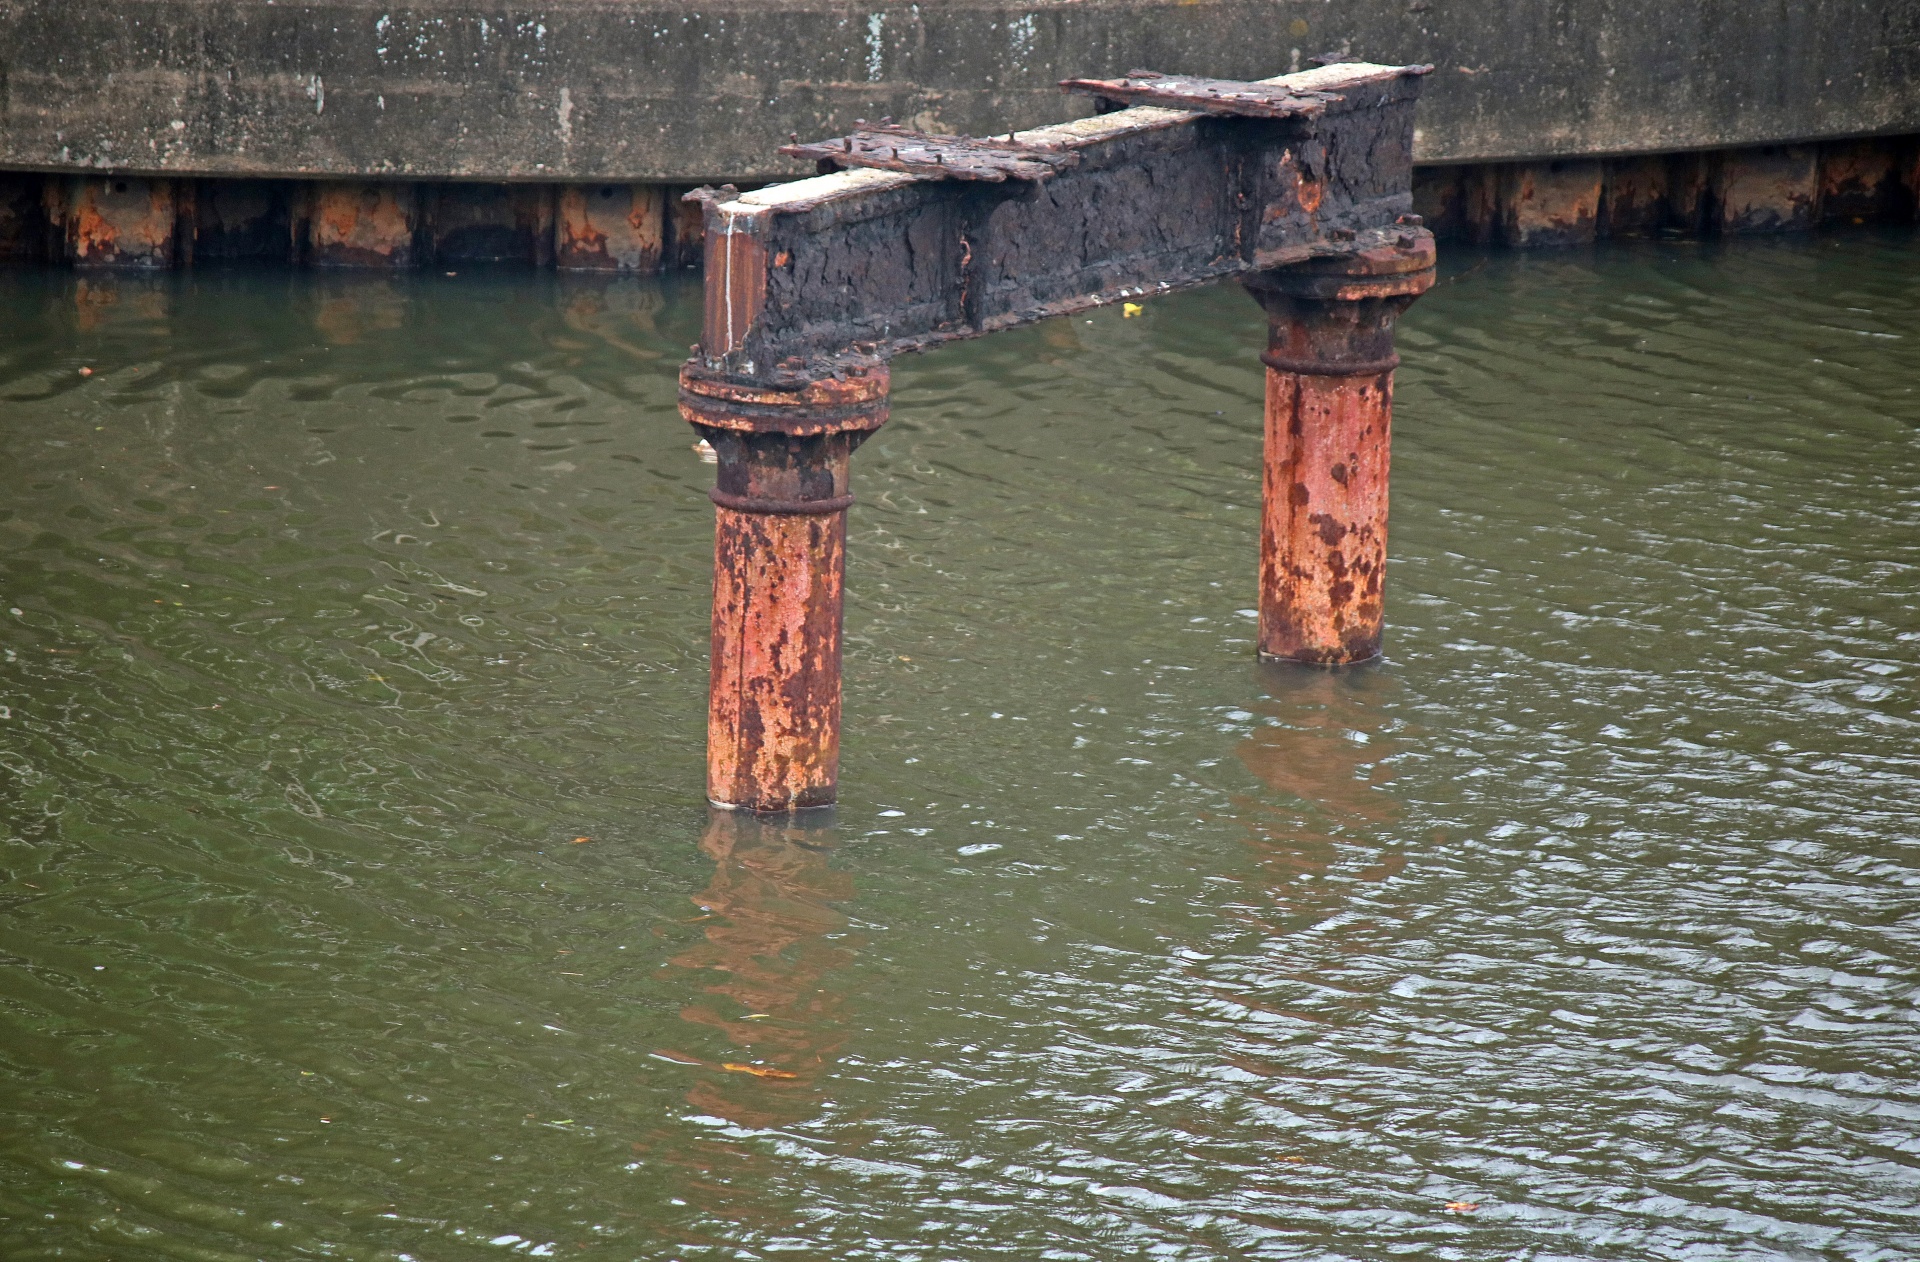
[
  {"x1": 707, "y1": 506, "x2": 846, "y2": 810},
  {"x1": 557, "y1": 184, "x2": 664, "y2": 272},
  {"x1": 307, "y1": 183, "x2": 415, "y2": 268}
]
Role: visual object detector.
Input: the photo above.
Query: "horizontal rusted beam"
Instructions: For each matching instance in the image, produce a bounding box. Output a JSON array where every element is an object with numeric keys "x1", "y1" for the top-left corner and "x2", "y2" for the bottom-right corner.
[{"x1": 687, "y1": 62, "x2": 1429, "y2": 387}]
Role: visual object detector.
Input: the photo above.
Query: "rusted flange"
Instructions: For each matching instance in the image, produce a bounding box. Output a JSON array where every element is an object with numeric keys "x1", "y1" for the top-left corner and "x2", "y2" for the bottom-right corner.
[
  {"x1": 709, "y1": 488, "x2": 857, "y2": 515},
  {"x1": 678, "y1": 361, "x2": 891, "y2": 438},
  {"x1": 1260, "y1": 349, "x2": 1403, "y2": 376},
  {"x1": 1248, "y1": 226, "x2": 1438, "y2": 303}
]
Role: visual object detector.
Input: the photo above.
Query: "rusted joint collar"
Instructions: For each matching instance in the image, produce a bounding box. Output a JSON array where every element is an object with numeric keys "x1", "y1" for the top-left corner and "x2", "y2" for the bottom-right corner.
[
  {"x1": 1247, "y1": 226, "x2": 1438, "y2": 303},
  {"x1": 710, "y1": 488, "x2": 856, "y2": 515},
  {"x1": 1261, "y1": 350, "x2": 1401, "y2": 377},
  {"x1": 679, "y1": 360, "x2": 890, "y2": 437}
]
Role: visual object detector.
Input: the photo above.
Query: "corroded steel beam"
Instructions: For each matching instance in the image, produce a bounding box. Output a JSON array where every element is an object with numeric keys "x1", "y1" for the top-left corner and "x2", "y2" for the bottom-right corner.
[
  {"x1": 680, "y1": 62, "x2": 1433, "y2": 811},
  {"x1": 686, "y1": 62, "x2": 1431, "y2": 386}
]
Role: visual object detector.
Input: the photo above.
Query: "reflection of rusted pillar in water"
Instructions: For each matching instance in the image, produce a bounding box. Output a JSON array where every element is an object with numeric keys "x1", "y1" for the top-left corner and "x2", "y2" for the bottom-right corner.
[
  {"x1": 1229, "y1": 666, "x2": 1406, "y2": 935},
  {"x1": 1243, "y1": 228, "x2": 1435, "y2": 665},
  {"x1": 679, "y1": 364, "x2": 889, "y2": 811},
  {"x1": 669, "y1": 809, "x2": 855, "y2": 1130}
]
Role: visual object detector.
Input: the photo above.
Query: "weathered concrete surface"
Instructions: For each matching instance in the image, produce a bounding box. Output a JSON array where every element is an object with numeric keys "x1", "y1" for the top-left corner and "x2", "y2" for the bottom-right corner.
[{"x1": 0, "y1": 0, "x2": 1916, "y2": 183}]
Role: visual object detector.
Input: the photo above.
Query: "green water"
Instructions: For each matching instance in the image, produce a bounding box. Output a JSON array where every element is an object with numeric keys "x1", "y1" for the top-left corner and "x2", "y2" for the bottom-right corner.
[{"x1": 0, "y1": 232, "x2": 1916, "y2": 1261}]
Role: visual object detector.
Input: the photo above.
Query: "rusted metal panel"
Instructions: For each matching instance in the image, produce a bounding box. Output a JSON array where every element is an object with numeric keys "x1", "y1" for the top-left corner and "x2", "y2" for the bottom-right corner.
[
  {"x1": 299, "y1": 181, "x2": 417, "y2": 268},
  {"x1": 689, "y1": 62, "x2": 1429, "y2": 387},
  {"x1": 1497, "y1": 160, "x2": 1602, "y2": 247},
  {"x1": 556, "y1": 183, "x2": 665, "y2": 272},
  {"x1": 424, "y1": 183, "x2": 554, "y2": 265},
  {"x1": 1416, "y1": 137, "x2": 1920, "y2": 244},
  {"x1": 1715, "y1": 145, "x2": 1819, "y2": 233},
  {"x1": 1601, "y1": 156, "x2": 1669, "y2": 236},
  {"x1": 1458, "y1": 165, "x2": 1500, "y2": 245},
  {"x1": 699, "y1": 202, "x2": 772, "y2": 359},
  {"x1": 1410, "y1": 166, "x2": 1463, "y2": 240},
  {"x1": 1665, "y1": 152, "x2": 1714, "y2": 236},
  {"x1": 1819, "y1": 139, "x2": 1915, "y2": 223},
  {"x1": 52, "y1": 176, "x2": 179, "y2": 268},
  {"x1": 1245, "y1": 235, "x2": 1433, "y2": 665}
]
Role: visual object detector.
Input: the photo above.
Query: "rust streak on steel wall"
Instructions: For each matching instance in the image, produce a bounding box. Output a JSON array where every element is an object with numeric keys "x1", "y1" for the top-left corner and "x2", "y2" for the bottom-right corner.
[
  {"x1": 1496, "y1": 160, "x2": 1602, "y2": 246},
  {"x1": 1819, "y1": 139, "x2": 1912, "y2": 221},
  {"x1": 1246, "y1": 230, "x2": 1433, "y2": 665},
  {"x1": 1716, "y1": 145, "x2": 1819, "y2": 233},
  {"x1": 302, "y1": 181, "x2": 415, "y2": 267},
  {"x1": 54, "y1": 176, "x2": 177, "y2": 267},
  {"x1": 556, "y1": 183, "x2": 665, "y2": 271}
]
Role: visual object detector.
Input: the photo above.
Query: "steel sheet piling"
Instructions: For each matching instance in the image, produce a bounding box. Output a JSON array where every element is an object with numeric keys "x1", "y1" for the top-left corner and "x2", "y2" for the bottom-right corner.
[{"x1": 1245, "y1": 228, "x2": 1435, "y2": 665}]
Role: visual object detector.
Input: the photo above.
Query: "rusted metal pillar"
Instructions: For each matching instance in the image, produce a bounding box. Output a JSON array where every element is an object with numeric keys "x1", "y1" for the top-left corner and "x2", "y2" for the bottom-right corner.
[
  {"x1": 1243, "y1": 226, "x2": 1435, "y2": 665},
  {"x1": 679, "y1": 364, "x2": 889, "y2": 811}
]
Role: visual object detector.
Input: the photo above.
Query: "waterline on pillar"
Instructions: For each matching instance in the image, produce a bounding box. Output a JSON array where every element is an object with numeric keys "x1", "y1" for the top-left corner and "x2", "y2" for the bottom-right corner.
[
  {"x1": 707, "y1": 796, "x2": 840, "y2": 820},
  {"x1": 1256, "y1": 647, "x2": 1386, "y2": 669}
]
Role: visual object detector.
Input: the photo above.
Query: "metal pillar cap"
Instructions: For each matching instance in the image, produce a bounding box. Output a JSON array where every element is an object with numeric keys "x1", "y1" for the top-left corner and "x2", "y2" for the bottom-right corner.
[
  {"x1": 679, "y1": 361, "x2": 891, "y2": 437},
  {"x1": 1246, "y1": 226, "x2": 1438, "y2": 301}
]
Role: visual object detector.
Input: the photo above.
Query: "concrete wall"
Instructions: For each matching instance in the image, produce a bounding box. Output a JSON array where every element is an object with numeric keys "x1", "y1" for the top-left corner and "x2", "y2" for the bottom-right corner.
[{"x1": 1, "y1": 0, "x2": 1917, "y2": 184}]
